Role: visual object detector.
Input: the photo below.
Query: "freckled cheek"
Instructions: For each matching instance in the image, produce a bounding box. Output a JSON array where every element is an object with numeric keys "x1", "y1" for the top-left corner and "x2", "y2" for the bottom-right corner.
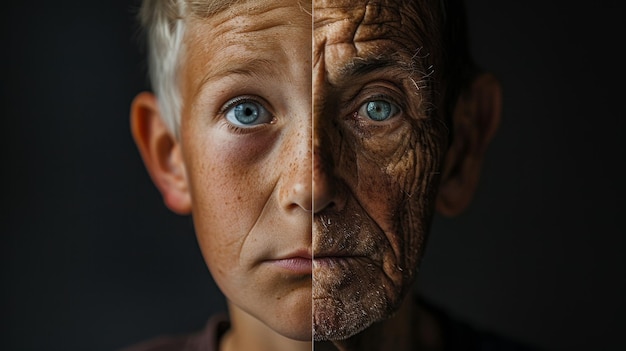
[{"x1": 185, "y1": 132, "x2": 278, "y2": 246}]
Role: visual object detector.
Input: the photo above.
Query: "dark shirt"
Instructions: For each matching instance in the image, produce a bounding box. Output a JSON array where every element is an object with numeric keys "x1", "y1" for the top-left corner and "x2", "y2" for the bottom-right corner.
[
  {"x1": 118, "y1": 314, "x2": 229, "y2": 351},
  {"x1": 418, "y1": 298, "x2": 542, "y2": 351},
  {"x1": 119, "y1": 299, "x2": 541, "y2": 351}
]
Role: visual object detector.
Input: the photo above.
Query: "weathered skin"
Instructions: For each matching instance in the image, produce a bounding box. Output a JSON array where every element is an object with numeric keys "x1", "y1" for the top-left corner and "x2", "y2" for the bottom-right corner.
[{"x1": 312, "y1": 0, "x2": 449, "y2": 344}]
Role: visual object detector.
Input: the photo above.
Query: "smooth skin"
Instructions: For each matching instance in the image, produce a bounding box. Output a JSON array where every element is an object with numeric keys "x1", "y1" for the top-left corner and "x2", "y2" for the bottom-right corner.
[{"x1": 131, "y1": 1, "x2": 313, "y2": 351}]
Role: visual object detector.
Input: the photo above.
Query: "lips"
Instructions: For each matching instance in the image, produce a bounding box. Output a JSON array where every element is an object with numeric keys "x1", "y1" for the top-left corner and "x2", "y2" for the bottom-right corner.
[
  {"x1": 268, "y1": 250, "x2": 312, "y2": 275},
  {"x1": 313, "y1": 250, "x2": 358, "y2": 261},
  {"x1": 313, "y1": 255, "x2": 355, "y2": 270}
]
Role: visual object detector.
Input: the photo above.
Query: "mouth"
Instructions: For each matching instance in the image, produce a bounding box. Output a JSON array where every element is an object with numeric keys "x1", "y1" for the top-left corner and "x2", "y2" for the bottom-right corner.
[
  {"x1": 313, "y1": 254, "x2": 366, "y2": 268},
  {"x1": 268, "y1": 250, "x2": 312, "y2": 275}
]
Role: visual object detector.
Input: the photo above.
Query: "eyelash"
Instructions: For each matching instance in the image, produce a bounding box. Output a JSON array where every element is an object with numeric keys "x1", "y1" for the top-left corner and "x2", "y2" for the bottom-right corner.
[
  {"x1": 224, "y1": 122, "x2": 250, "y2": 135},
  {"x1": 219, "y1": 95, "x2": 275, "y2": 134},
  {"x1": 353, "y1": 94, "x2": 402, "y2": 120},
  {"x1": 218, "y1": 96, "x2": 260, "y2": 114}
]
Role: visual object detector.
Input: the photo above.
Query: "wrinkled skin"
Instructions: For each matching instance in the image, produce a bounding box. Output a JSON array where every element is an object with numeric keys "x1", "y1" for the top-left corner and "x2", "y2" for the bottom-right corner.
[{"x1": 312, "y1": 0, "x2": 448, "y2": 343}]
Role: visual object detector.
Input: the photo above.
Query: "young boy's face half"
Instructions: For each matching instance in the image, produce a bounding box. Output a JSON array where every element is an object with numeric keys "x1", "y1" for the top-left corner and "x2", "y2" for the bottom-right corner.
[{"x1": 177, "y1": 0, "x2": 312, "y2": 341}]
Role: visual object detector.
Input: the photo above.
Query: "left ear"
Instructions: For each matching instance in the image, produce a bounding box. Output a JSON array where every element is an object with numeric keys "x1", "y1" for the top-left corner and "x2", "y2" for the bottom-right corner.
[{"x1": 436, "y1": 73, "x2": 502, "y2": 217}]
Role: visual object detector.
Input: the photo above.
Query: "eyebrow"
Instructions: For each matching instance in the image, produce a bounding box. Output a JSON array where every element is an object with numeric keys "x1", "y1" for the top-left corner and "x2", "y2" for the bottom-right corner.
[
  {"x1": 333, "y1": 53, "x2": 435, "y2": 99},
  {"x1": 202, "y1": 58, "x2": 278, "y2": 82},
  {"x1": 220, "y1": 58, "x2": 278, "y2": 79},
  {"x1": 195, "y1": 57, "x2": 279, "y2": 97},
  {"x1": 338, "y1": 55, "x2": 416, "y2": 78}
]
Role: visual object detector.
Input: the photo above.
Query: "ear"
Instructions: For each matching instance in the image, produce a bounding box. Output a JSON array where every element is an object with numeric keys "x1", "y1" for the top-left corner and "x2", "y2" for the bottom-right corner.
[
  {"x1": 130, "y1": 92, "x2": 192, "y2": 215},
  {"x1": 436, "y1": 73, "x2": 502, "y2": 217}
]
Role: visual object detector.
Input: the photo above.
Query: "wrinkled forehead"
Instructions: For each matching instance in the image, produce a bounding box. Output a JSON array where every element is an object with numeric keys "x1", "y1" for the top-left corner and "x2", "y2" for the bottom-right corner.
[
  {"x1": 314, "y1": 0, "x2": 442, "y2": 82},
  {"x1": 187, "y1": 0, "x2": 311, "y2": 18}
]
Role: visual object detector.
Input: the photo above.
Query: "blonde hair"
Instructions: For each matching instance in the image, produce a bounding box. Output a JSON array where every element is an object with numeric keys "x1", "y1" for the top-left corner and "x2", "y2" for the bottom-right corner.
[{"x1": 139, "y1": 0, "x2": 244, "y2": 136}]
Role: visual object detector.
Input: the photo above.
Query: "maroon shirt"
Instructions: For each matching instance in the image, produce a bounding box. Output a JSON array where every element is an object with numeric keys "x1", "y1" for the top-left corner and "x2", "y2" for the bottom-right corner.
[{"x1": 118, "y1": 314, "x2": 230, "y2": 351}]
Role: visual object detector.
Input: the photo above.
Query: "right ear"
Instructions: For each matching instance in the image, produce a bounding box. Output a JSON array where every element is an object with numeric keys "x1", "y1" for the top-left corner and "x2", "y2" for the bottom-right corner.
[
  {"x1": 130, "y1": 92, "x2": 191, "y2": 215},
  {"x1": 435, "y1": 73, "x2": 502, "y2": 217}
]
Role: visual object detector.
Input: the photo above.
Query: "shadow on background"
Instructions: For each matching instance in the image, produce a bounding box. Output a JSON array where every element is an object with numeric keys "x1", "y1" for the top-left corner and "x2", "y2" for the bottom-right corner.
[{"x1": 2, "y1": 1, "x2": 624, "y2": 350}]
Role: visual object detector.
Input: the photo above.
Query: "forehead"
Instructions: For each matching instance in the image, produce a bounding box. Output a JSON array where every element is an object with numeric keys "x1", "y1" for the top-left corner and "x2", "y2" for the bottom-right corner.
[
  {"x1": 314, "y1": 0, "x2": 439, "y2": 82},
  {"x1": 185, "y1": 1, "x2": 311, "y2": 53},
  {"x1": 181, "y1": 0, "x2": 311, "y2": 96}
]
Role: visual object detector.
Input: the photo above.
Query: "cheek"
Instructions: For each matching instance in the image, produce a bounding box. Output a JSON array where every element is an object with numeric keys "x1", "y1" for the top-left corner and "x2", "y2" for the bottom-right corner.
[
  {"x1": 183, "y1": 129, "x2": 279, "y2": 268},
  {"x1": 339, "y1": 119, "x2": 446, "y2": 270}
]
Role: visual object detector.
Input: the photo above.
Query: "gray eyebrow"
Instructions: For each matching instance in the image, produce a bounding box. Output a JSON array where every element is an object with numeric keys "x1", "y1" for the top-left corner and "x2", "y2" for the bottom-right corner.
[
  {"x1": 336, "y1": 53, "x2": 433, "y2": 96},
  {"x1": 339, "y1": 55, "x2": 406, "y2": 77},
  {"x1": 337, "y1": 52, "x2": 428, "y2": 80}
]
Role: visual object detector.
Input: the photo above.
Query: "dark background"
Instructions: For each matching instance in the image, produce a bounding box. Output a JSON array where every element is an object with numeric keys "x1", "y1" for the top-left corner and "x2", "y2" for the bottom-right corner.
[{"x1": 2, "y1": 1, "x2": 624, "y2": 350}]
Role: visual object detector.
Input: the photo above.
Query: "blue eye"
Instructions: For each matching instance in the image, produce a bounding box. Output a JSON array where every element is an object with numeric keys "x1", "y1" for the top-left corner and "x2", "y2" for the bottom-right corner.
[
  {"x1": 224, "y1": 100, "x2": 272, "y2": 127},
  {"x1": 358, "y1": 100, "x2": 399, "y2": 121}
]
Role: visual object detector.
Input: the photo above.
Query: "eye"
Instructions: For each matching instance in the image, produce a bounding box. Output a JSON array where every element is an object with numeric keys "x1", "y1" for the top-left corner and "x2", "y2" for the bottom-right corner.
[
  {"x1": 357, "y1": 100, "x2": 399, "y2": 122},
  {"x1": 224, "y1": 99, "x2": 273, "y2": 127}
]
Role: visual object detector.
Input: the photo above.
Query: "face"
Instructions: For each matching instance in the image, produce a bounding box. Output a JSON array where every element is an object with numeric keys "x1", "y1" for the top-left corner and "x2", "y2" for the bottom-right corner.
[
  {"x1": 312, "y1": 0, "x2": 448, "y2": 341},
  {"x1": 178, "y1": 0, "x2": 312, "y2": 341}
]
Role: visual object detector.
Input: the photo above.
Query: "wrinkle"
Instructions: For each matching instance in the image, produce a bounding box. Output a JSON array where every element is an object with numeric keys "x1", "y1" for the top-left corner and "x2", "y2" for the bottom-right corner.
[
  {"x1": 329, "y1": 161, "x2": 401, "y2": 273},
  {"x1": 312, "y1": 0, "x2": 449, "y2": 341},
  {"x1": 238, "y1": 175, "x2": 281, "y2": 268},
  {"x1": 313, "y1": 39, "x2": 327, "y2": 83}
]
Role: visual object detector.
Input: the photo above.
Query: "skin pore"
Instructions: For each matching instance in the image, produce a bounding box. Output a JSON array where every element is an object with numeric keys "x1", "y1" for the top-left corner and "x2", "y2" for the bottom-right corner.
[
  {"x1": 181, "y1": 2, "x2": 313, "y2": 350},
  {"x1": 313, "y1": 0, "x2": 447, "y2": 346},
  {"x1": 132, "y1": 0, "x2": 500, "y2": 350},
  {"x1": 132, "y1": 0, "x2": 313, "y2": 350},
  {"x1": 312, "y1": 0, "x2": 501, "y2": 350}
]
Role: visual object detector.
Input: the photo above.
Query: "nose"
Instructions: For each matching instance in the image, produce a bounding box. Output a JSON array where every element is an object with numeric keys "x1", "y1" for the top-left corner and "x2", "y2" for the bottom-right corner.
[
  {"x1": 313, "y1": 148, "x2": 334, "y2": 212},
  {"x1": 313, "y1": 134, "x2": 345, "y2": 213},
  {"x1": 279, "y1": 126, "x2": 343, "y2": 213},
  {"x1": 280, "y1": 124, "x2": 313, "y2": 212}
]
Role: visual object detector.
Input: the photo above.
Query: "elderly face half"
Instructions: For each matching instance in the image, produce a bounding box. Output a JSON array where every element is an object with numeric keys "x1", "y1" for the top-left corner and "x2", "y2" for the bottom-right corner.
[{"x1": 312, "y1": 0, "x2": 501, "y2": 342}]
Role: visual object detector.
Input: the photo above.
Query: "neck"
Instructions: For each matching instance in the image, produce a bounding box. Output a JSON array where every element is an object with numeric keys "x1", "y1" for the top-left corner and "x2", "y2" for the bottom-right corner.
[
  {"x1": 314, "y1": 295, "x2": 443, "y2": 351},
  {"x1": 220, "y1": 302, "x2": 312, "y2": 351}
]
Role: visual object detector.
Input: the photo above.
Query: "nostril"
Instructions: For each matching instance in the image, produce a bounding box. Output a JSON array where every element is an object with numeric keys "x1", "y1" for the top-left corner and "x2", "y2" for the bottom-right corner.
[
  {"x1": 313, "y1": 198, "x2": 332, "y2": 213},
  {"x1": 313, "y1": 179, "x2": 344, "y2": 213},
  {"x1": 314, "y1": 199, "x2": 339, "y2": 213}
]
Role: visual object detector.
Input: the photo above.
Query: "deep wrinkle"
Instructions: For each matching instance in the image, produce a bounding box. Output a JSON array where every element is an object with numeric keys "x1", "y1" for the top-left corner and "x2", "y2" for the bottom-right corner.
[{"x1": 313, "y1": 0, "x2": 448, "y2": 345}]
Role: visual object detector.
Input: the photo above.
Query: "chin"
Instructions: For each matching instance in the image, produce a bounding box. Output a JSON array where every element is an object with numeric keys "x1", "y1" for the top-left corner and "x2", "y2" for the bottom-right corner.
[
  {"x1": 265, "y1": 289, "x2": 313, "y2": 342},
  {"x1": 280, "y1": 328, "x2": 313, "y2": 342},
  {"x1": 312, "y1": 295, "x2": 395, "y2": 341},
  {"x1": 268, "y1": 315, "x2": 312, "y2": 342}
]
